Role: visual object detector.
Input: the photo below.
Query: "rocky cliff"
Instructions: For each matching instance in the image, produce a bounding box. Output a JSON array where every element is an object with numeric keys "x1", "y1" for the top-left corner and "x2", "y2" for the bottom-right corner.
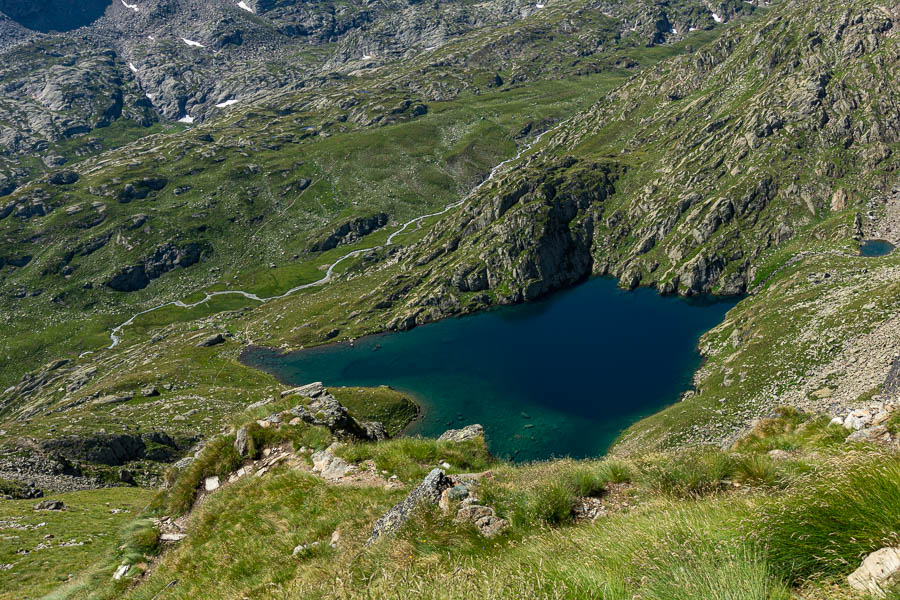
[{"x1": 361, "y1": 0, "x2": 900, "y2": 331}]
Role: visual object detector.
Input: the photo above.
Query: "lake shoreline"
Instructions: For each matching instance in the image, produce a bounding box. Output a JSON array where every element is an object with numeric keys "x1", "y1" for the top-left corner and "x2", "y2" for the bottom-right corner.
[{"x1": 239, "y1": 276, "x2": 740, "y2": 461}]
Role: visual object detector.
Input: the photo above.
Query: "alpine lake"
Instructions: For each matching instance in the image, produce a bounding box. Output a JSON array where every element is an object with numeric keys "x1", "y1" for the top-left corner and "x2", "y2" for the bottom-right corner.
[{"x1": 242, "y1": 277, "x2": 739, "y2": 461}]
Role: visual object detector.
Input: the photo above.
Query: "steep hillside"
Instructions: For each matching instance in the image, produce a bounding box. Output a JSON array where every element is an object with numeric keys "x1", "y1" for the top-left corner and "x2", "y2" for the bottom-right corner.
[
  {"x1": 0, "y1": 0, "x2": 752, "y2": 393},
  {"x1": 2, "y1": 0, "x2": 900, "y2": 597},
  {"x1": 369, "y1": 0, "x2": 898, "y2": 317}
]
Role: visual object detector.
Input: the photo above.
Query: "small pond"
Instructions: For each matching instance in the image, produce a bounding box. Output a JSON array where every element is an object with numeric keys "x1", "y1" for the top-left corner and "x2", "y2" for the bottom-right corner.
[{"x1": 860, "y1": 239, "x2": 895, "y2": 257}]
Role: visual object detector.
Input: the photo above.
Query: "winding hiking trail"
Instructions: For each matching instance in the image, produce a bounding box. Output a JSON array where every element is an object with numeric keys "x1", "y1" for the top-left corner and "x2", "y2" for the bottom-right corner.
[{"x1": 107, "y1": 128, "x2": 556, "y2": 349}]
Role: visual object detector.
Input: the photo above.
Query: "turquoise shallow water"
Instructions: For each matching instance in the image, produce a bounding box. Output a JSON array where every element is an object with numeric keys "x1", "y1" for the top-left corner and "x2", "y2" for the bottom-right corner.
[{"x1": 241, "y1": 277, "x2": 738, "y2": 461}]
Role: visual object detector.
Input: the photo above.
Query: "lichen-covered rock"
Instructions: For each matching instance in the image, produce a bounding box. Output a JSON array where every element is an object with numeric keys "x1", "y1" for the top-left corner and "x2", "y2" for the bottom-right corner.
[
  {"x1": 367, "y1": 468, "x2": 452, "y2": 545},
  {"x1": 234, "y1": 426, "x2": 249, "y2": 457},
  {"x1": 288, "y1": 390, "x2": 383, "y2": 441},
  {"x1": 438, "y1": 424, "x2": 484, "y2": 442},
  {"x1": 281, "y1": 382, "x2": 326, "y2": 398},
  {"x1": 311, "y1": 450, "x2": 356, "y2": 480},
  {"x1": 34, "y1": 499, "x2": 64, "y2": 511},
  {"x1": 196, "y1": 333, "x2": 225, "y2": 348}
]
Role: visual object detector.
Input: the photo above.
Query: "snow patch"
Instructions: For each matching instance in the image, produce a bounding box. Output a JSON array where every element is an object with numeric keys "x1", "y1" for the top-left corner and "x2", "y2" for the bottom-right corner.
[
  {"x1": 148, "y1": 35, "x2": 155, "y2": 41},
  {"x1": 178, "y1": 115, "x2": 195, "y2": 124},
  {"x1": 128, "y1": 62, "x2": 138, "y2": 73},
  {"x1": 362, "y1": 54, "x2": 373, "y2": 60},
  {"x1": 215, "y1": 99, "x2": 240, "y2": 108},
  {"x1": 689, "y1": 27, "x2": 698, "y2": 31},
  {"x1": 670, "y1": 27, "x2": 678, "y2": 34},
  {"x1": 237, "y1": 1, "x2": 253, "y2": 13},
  {"x1": 711, "y1": 12, "x2": 724, "y2": 23},
  {"x1": 121, "y1": 0, "x2": 139, "y2": 12},
  {"x1": 535, "y1": 3, "x2": 545, "y2": 8},
  {"x1": 181, "y1": 38, "x2": 205, "y2": 48}
]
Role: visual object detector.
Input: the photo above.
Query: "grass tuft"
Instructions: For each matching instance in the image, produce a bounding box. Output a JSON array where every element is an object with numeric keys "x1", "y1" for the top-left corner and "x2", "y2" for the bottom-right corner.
[{"x1": 755, "y1": 452, "x2": 900, "y2": 582}]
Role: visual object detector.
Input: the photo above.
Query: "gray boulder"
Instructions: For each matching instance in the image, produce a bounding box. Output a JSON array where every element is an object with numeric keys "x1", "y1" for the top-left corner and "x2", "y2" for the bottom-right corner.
[
  {"x1": 311, "y1": 450, "x2": 356, "y2": 480},
  {"x1": 438, "y1": 424, "x2": 484, "y2": 442},
  {"x1": 846, "y1": 426, "x2": 892, "y2": 444},
  {"x1": 281, "y1": 382, "x2": 326, "y2": 398},
  {"x1": 234, "y1": 426, "x2": 249, "y2": 457},
  {"x1": 34, "y1": 499, "x2": 64, "y2": 511},
  {"x1": 362, "y1": 421, "x2": 388, "y2": 441},
  {"x1": 454, "y1": 504, "x2": 509, "y2": 538},
  {"x1": 367, "y1": 468, "x2": 452, "y2": 545},
  {"x1": 197, "y1": 333, "x2": 225, "y2": 348}
]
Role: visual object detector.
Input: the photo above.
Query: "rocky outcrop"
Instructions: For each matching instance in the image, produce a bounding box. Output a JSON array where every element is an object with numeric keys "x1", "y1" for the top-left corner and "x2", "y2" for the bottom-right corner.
[
  {"x1": 49, "y1": 171, "x2": 79, "y2": 185},
  {"x1": 311, "y1": 448, "x2": 357, "y2": 480},
  {"x1": 34, "y1": 499, "x2": 64, "y2": 511},
  {"x1": 283, "y1": 384, "x2": 384, "y2": 442},
  {"x1": 367, "y1": 468, "x2": 452, "y2": 545},
  {"x1": 438, "y1": 424, "x2": 484, "y2": 442},
  {"x1": 454, "y1": 503, "x2": 509, "y2": 538},
  {"x1": 107, "y1": 242, "x2": 207, "y2": 292},
  {"x1": 234, "y1": 426, "x2": 250, "y2": 457},
  {"x1": 358, "y1": 0, "x2": 900, "y2": 332},
  {"x1": 38, "y1": 431, "x2": 183, "y2": 466},
  {"x1": 310, "y1": 213, "x2": 389, "y2": 252},
  {"x1": 196, "y1": 333, "x2": 226, "y2": 348}
]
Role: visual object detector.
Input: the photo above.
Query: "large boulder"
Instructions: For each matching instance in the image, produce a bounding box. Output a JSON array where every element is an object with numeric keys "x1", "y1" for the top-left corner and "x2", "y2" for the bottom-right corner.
[
  {"x1": 367, "y1": 468, "x2": 452, "y2": 545},
  {"x1": 848, "y1": 547, "x2": 900, "y2": 597},
  {"x1": 39, "y1": 432, "x2": 181, "y2": 466},
  {"x1": 107, "y1": 242, "x2": 206, "y2": 292},
  {"x1": 49, "y1": 170, "x2": 78, "y2": 185},
  {"x1": 310, "y1": 213, "x2": 388, "y2": 252},
  {"x1": 196, "y1": 333, "x2": 225, "y2": 348},
  {"x1": 34, "y1": 499, "x2": 64, "y2": 511},
  {"x1": 280, "y1": 382, "x2": 326, "y2": 398}
]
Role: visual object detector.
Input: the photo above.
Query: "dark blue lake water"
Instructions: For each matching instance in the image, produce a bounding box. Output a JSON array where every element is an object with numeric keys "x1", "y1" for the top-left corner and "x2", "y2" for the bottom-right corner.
[{"x1": 241, "y1": 277, "x2": 738, "y2": 461}]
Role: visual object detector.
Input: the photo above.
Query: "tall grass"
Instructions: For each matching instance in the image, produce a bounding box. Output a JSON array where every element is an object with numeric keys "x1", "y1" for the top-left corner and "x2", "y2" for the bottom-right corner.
[
  {"x1": 734, "y1": 408, "x2": 846, "y2": 453},
  {"x1": 335, "y1": 437, "x2": 493, "y2": 481},
  {"x1": 637, "y1": 546, "x2": 791, "y2": 600},
  {"x1": 479, "y1": 459, "x2": 625, "y2": 528},
  {"x1": 160, "y1": 421, "x2": 331, "y2": 515},
  {"x1": 636, "y1": 450, "x2": 737, "y2": 498},
  {"x1": 755, "y1": 452, "x2": 900, "y2": 582}
]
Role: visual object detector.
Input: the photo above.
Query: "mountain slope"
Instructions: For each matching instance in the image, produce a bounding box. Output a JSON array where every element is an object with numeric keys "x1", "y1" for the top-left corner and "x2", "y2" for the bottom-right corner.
[{"x1": 366, "y1": 0, "x2": 898, "y2": 325}]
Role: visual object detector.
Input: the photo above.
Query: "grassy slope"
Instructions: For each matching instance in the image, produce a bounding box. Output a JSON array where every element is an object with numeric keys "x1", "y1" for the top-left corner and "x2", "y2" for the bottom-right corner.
[
  {"x1": 39, "y1": 409, "x2": 900, "y2": 600},
  {"x1": 0, "y1": 487, "x2": 155, "y2": 600}
]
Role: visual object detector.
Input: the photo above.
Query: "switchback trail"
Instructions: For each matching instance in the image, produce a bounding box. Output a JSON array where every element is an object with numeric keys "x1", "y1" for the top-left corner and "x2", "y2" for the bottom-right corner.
[{"x1": 106, "y1": 127, "x2": 557, "y2": 349}]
